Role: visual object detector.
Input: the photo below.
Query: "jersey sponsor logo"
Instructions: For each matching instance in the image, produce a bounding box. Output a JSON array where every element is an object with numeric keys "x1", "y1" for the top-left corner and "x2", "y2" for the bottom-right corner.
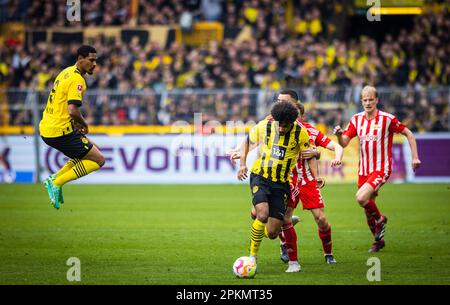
[
  {"x1": 271, "y1": 145, "x2": 286, "y2": 160},
  {"x1": 252, "y1": 185, "x2": 259, "y2": 194},
  {"x1": 77, "y1": 84, "x2": 83, "y2": 92},
  {"x1": 360, "y1": 135, "x2": 378, "y2": 142}
]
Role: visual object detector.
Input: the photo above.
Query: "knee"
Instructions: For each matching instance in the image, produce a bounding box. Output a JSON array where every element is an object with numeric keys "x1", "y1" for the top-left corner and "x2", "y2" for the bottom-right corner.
[
  {"x1": 267, "y1": 227, "x2": 280, "y2": 239},
  {"x1": 256, "y1": 214, "x2": 268, "y2": 224},
  {"x1": 355, "y1": 193, "x2": 367, "y2": 206},
  {"x1": 96, "y1": 154, "x2": 105, "y2": 167},
  {"x1": 317, "y1": 215, "x2": 328, "y2": 230}
]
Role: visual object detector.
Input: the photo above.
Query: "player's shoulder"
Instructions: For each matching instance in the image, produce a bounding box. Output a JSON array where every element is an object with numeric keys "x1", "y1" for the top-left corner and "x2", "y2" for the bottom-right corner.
[
  {"x1": 352, "y1": 111, "x2": 366, "y2": 119},
  {"x1": 296, "y1": 122, "x2": 309, "y2": 137},
  {"x1": 63, "y1": 65, "x2": 85, "y2": 83},
  {"x1": 378, "y1": 110, "x2": 396, "y2": 120},
  {"x1": 254, "y1": 118, "x2": 270, "y2": 130}
]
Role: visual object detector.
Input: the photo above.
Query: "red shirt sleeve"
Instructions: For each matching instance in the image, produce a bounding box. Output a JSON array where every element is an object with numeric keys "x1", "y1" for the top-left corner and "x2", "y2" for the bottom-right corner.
[
  {"x1": 343, "y1": 119, "x2": 357, "y2": 139},
  {"x1": 388, "y1": 116, "x2": 406, "y2": 134},
  {"x1": 315, "y1": 130, "x2": 331, "y2": 148}
]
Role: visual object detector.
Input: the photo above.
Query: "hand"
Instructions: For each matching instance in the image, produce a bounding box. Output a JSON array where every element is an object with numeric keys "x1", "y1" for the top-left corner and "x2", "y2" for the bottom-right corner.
[
  {"x1": 331, "y1": 159, "x2": 342, "y2": 167},
  {"x1": 237, "y1": 165, "x2": 248, "y2": 181},
  {"x1": 227, "y1": 148, "x2": 241, "y2": 165},
  {"x1": 316, "y1": 177, "x2": 325, "y2": 189},
  {"x1": 333, "y1": 125, "x2": 343, "y2": 136},
  {"x1": 412, "y1": 158, "x2": 421, "y2": 171},
  {"x1": 301, "y1": 147, "x2": 319, "y2": 160},
  {"x1": 74, "y1": 122, "x2": 88, "y2": 135},
  {"x1": 79, "y1": 125, "x2": 89, "y2": 135}
]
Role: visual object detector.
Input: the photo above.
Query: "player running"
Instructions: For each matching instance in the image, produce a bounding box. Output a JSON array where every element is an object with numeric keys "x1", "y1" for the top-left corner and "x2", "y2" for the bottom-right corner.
[
  {"x1": 278, "y1": 95, "x2": 343, "y2": 270},
  {"x1": 237, "y1": 101, "x2": 311, "y2": 272},
  {"x1": 231, "y1": 90, "x2": 343, "y2": 272},
  {"x1": 39, "y1": 45, "x2": 105, "y2": 209},
  {"x1": 333, "y1": 85, "x2": 421, "y2": 252}
]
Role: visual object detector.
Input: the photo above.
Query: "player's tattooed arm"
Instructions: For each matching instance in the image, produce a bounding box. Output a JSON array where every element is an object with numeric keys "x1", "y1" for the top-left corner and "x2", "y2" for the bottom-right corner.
[{"x1": 68, "y1": 104, "x2": 89, "y2": 134}]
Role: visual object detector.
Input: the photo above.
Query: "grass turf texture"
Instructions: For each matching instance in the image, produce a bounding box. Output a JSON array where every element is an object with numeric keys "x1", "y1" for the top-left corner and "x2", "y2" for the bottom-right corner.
[{"x1": 0, "y1": 183, "x2": 449, "y2": 285}]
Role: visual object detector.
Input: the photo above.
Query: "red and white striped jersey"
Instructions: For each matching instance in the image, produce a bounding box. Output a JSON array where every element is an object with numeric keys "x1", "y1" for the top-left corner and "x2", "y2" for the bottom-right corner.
[
  {"x1": 344, "y1": 110, "x2": 405, "y2": 177},
  {"x1": 292, "y1": 121, "x2": 331, "y2": 185}
]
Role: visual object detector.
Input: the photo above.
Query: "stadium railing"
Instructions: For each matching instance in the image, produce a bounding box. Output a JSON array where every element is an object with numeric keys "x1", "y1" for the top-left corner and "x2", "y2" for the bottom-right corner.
[{"x1": 1, "y1": 86, "x2": 448, "y2": 133}]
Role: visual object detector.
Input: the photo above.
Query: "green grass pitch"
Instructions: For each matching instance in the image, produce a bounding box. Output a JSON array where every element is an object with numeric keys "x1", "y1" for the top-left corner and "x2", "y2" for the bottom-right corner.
[{"x1": 0, "y1": 183, "x2": 449, "y2": 285}]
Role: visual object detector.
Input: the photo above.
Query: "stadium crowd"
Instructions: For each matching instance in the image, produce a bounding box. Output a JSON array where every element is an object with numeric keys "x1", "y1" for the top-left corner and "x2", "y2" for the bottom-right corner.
[{"x1": 0, "y1": 0, "x2": 448, "y2": 132}]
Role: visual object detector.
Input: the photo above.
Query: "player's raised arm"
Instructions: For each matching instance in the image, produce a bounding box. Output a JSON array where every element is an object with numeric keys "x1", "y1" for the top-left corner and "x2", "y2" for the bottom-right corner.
[{"x1": 401, "y1": 127, "x2": 421, "y2": 171}]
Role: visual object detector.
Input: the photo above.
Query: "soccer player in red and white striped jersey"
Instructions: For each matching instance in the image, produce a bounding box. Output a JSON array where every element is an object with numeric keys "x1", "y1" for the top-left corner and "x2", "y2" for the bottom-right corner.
[
  {"x1": 281, "y1": 100, "x2": 343, "y2": 268},
  {"x1": 334, "y1": 85, "x2": 421, "y2": 252}
]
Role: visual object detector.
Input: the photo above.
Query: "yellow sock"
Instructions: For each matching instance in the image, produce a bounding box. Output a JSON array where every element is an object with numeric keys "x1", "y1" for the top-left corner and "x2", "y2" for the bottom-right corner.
[
  {"x1": 264, "y1": 226, "x2": 269, "y2": 238},
  {"x1": 55, "y1": 159, "x2": 78, "y2": 177},
  {"x1": 250, "y1": 218, "x2": 265, "y2": 257},
  {"x1": 53, "y1": 159, "x2": 100, "y2": 187}
]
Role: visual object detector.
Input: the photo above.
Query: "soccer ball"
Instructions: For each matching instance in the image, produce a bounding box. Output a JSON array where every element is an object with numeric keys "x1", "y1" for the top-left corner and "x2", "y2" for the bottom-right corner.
[{"x1": 232, "y1": 256, "x2": 257, "y2": 278}]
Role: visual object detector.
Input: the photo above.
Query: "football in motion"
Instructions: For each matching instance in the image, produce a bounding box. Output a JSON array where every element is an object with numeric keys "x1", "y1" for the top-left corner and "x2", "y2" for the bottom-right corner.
[{"x1": 232, "y1": 256, "x2": 257, "y2": 278}]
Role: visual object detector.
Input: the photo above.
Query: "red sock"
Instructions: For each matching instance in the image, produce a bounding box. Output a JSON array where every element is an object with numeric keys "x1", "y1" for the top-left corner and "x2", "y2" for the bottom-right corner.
[
  {"x1": 365, "y1": 209, "x2": 376, "y2": 236},
  {"x1": 282, "y1": 223, "x2": 298, "y2": 262},
  {"x1": 364, "y1": 199, "x2": 381, "y2": 221},
  {"x1": 318, "y1": 225, "x2": 332, "y2": 255}
]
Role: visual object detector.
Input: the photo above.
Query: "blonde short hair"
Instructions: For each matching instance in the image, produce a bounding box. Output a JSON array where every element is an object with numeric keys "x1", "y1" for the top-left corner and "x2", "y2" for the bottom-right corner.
[{"x1": 361, "y1": 85, "x2": 378, "y2": 99}]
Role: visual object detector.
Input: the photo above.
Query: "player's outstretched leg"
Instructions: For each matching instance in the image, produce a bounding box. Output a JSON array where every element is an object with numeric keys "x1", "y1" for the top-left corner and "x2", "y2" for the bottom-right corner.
[{"x1": 50, "y1": 147, "x2": 104, "y2": 208}]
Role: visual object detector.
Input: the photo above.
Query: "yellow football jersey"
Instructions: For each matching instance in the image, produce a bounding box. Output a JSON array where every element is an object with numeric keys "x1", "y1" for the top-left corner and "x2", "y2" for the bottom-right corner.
[
  {"x1": 39, "y1": 65, "x2": 87, "y2": 138},
  {"x1": 249, "y1": 119, "x2": 310, "y2": 183}
]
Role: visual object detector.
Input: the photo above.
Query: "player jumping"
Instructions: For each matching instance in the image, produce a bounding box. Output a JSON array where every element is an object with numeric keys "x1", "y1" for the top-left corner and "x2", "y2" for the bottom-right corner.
[{"x1": 39, "y1": 45, "x2": 105, "y2": 209}]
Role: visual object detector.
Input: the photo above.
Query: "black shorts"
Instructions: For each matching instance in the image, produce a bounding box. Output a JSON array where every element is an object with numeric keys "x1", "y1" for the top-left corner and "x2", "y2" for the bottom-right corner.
[
  {"x1": 249, "y1": 173, "x2": 290, "y2": 220},
  {"x1": 41, "y1": 131, "x2": 93, "y2": 159}
]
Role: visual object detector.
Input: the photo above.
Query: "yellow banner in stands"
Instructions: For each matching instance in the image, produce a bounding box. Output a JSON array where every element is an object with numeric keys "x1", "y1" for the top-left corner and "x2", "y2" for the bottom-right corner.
[{"x1": 176, "y1": 22, "x2": 224, "y2": 47}]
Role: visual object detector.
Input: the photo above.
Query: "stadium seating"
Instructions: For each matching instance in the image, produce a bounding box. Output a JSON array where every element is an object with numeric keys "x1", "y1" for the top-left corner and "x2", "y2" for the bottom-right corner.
[{"x1": 0, "y1": 0, "x2": 448, "y2": 132}]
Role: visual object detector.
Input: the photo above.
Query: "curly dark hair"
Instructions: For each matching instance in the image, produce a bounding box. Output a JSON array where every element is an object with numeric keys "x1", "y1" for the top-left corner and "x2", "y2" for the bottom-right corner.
[{"x1": 270, "y1": 101, "x2": 299, "y2": 125}]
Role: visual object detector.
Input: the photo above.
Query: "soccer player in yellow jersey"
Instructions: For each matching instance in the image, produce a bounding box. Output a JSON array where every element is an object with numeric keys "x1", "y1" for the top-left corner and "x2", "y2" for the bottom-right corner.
[
  {"x1": 237, "y1": 101, "x2": 311, "y2": 270},
  {"x1": 39, "y1": 45, "x2": 105, "y2": 209}
]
